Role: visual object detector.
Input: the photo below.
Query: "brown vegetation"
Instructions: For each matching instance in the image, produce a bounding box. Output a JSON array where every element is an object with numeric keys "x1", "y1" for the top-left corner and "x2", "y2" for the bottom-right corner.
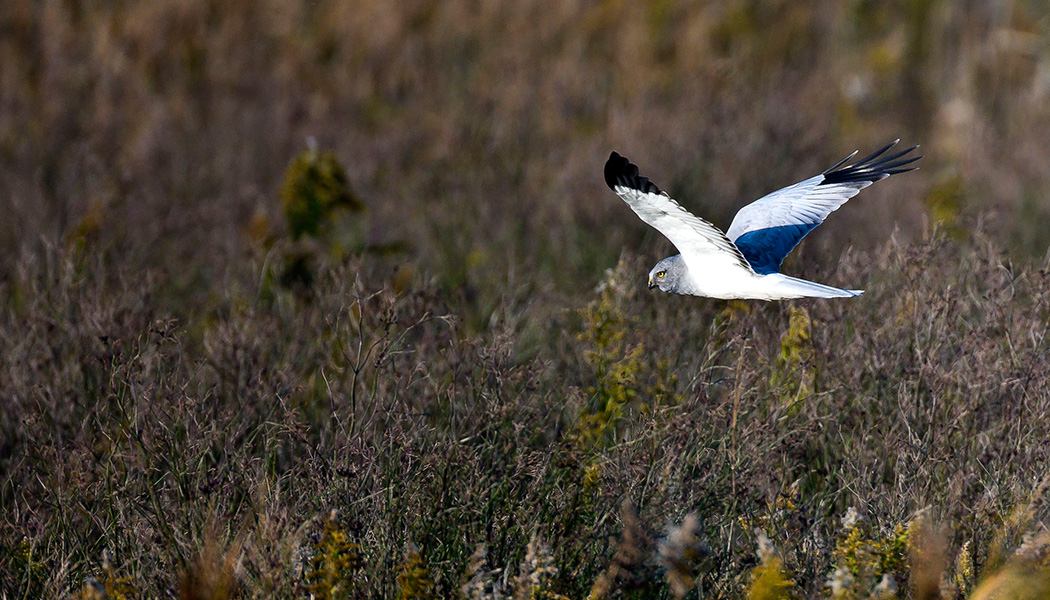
[{"x1": 3, "y1": 1, "x2": 1050, "y2": 598}]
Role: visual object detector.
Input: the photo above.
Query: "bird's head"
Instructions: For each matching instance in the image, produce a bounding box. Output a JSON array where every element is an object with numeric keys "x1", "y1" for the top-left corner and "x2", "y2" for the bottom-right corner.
[{"x1": 648, "y1": 255, "x2": 685, "y2": 293}]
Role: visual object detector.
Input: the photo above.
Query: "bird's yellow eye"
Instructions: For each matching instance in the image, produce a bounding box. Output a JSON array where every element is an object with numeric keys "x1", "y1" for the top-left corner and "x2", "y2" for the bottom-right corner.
[{"x1": 657, "y1": 271, "x2": 665, "y2": 278}]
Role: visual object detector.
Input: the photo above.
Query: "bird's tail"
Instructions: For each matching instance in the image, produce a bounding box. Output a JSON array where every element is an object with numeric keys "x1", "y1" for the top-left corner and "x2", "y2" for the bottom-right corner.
[{"x1": 769, "y1": 274, "x2": 863, "y2": 299}]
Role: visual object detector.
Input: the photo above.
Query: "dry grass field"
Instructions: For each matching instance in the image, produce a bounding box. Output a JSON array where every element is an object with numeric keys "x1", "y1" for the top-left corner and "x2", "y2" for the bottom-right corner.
[{"x1": 3, "y1": 1, "x2": 1050, "y2": 598}]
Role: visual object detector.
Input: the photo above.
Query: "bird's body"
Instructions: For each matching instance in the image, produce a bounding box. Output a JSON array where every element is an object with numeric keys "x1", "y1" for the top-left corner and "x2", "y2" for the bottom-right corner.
[
  {"x1": 649, "y1": 254, "x2": 858, "y2": 300},
  {"x1": 605, "y1": 141, "x2": 920, "y2": 300}
]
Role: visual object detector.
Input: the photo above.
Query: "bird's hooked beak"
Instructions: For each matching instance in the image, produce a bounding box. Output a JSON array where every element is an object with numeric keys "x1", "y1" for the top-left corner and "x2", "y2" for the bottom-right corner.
[{"x1": 647, "y1": 278, "x2": 656, "y2": 290}]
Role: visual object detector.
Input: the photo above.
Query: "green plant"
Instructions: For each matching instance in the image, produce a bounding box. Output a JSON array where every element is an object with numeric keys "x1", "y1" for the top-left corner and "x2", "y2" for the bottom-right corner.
[
  {"x1": 305, "y1": 512, "x2": 364, "y2": 599},
  {"x1": 280, "y1": 147, "x2": 364, "y2": 242},
  {"x1": 397, "y1": 544, "x2": 435, "y2": 600},
  {"x1": 770, "y1": 305, "x2": 816, "y2": 405},
  {"x1": 825, "y1": 509, "x2": 909, "y2": 599},
  {"x1": 575, "y1": 261, "x2": 645, "y2": 447},
  {"x1": 747, "y1": 532, "x2": 795, "y2": 600}
]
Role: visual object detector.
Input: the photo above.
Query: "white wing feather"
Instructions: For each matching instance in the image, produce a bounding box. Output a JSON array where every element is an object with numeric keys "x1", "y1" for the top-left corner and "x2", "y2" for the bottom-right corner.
[{"x1": 604, "y1": 157, "x2": 754, "y2": 274}]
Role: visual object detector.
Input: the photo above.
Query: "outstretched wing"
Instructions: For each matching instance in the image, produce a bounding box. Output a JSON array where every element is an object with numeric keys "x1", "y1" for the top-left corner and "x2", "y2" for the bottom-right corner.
[
  {"x1": 725, "y1": 140, "x2": 921, "y2": 274},
  {"x1": 605, "y1": 152, "x2": 753, "y2": 273}
]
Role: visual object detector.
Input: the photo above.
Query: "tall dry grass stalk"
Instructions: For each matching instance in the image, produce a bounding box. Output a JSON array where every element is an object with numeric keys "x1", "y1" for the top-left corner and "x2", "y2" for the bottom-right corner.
[
  {"x1": 178, "y1": 534, "x2": 243, "y2": 600},
  {"x1": 587, "y1": 503, "x2": 654, "y2": 598}
]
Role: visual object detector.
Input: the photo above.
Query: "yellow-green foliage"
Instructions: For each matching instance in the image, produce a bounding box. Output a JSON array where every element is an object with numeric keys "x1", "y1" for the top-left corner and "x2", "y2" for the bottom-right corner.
[
  {"x1": 826, "y1": 509, "x2": 908, "y2": 599},
  {"x1": 771, "y1": 306, "x2": 816, "y2": 404},
  {"x1": 747, "y1": 533, "x2": 795, "y2": 600},
  {"x1": 576, "y1": 264, "x2": 644, "y2": 446},
  {"x1": 305, "y1": 513, "x2": 363, "y2": 600},
  {"x1": 9, "y1": 537, "x2": 47, "y2": 598},
  {"x1": 740, "y1": 485, "x2": 801, "y2": 542},
  {"x1": 985, "y1": 477, "x2": 1050, "y2": 573},
  {"x1": 396, "y1": 544, "x2": 435, "y2": 600},
  {"x1": 969, "y1": 563, "x2": 1050, "y2": 600},
  {"x1": 952, "y1": 540, "x2": 975, "y2": 597},
  {"x1": 748, "y1": 557, "x2": 794, "y2": 600},
  {"x1": 275, "y1": 146, "x2": 366, "y2": 291},
  {"x1": 280, "y1": 147, "x2": 364, "y2": 241},
  {"x1": 925, "y1": 174, "x2": 964, "y2": 234},
  {"x1": 78, "y1": 552, "x2": 137, "y2": 600}
]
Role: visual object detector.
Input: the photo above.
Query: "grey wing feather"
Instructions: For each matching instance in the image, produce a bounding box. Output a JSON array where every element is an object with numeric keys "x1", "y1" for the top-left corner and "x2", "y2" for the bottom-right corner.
[{"x1": 726, "y1": 140, "x2": 921, "y2": 241}]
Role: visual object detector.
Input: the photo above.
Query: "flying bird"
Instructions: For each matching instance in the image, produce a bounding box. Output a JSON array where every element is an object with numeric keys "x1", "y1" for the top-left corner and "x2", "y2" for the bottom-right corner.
[{"x1": 604, "y1": 140, "x2": 920, "y2": 300}]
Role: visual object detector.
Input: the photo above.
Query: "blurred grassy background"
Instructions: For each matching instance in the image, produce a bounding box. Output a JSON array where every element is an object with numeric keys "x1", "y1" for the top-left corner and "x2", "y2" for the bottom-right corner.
[
  {"x1": 3, "y1": 1, "x2": 1050, "y2": 598},
  {"x1": 4, "y1": 0, "x2": 1050, "y2": 309}
]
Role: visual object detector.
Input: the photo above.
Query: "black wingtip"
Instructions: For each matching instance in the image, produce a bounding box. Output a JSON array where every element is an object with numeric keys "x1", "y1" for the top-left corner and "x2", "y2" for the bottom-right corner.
[
  {"x1": 604, "y1": 152, "x2": 663, "y2": 195},
  {"x1": 604, "y1": 152, "x2": 625, "y2": 190},
  {"x1": 822, "y1": 140, "x2": 923, "y2": 185}
]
